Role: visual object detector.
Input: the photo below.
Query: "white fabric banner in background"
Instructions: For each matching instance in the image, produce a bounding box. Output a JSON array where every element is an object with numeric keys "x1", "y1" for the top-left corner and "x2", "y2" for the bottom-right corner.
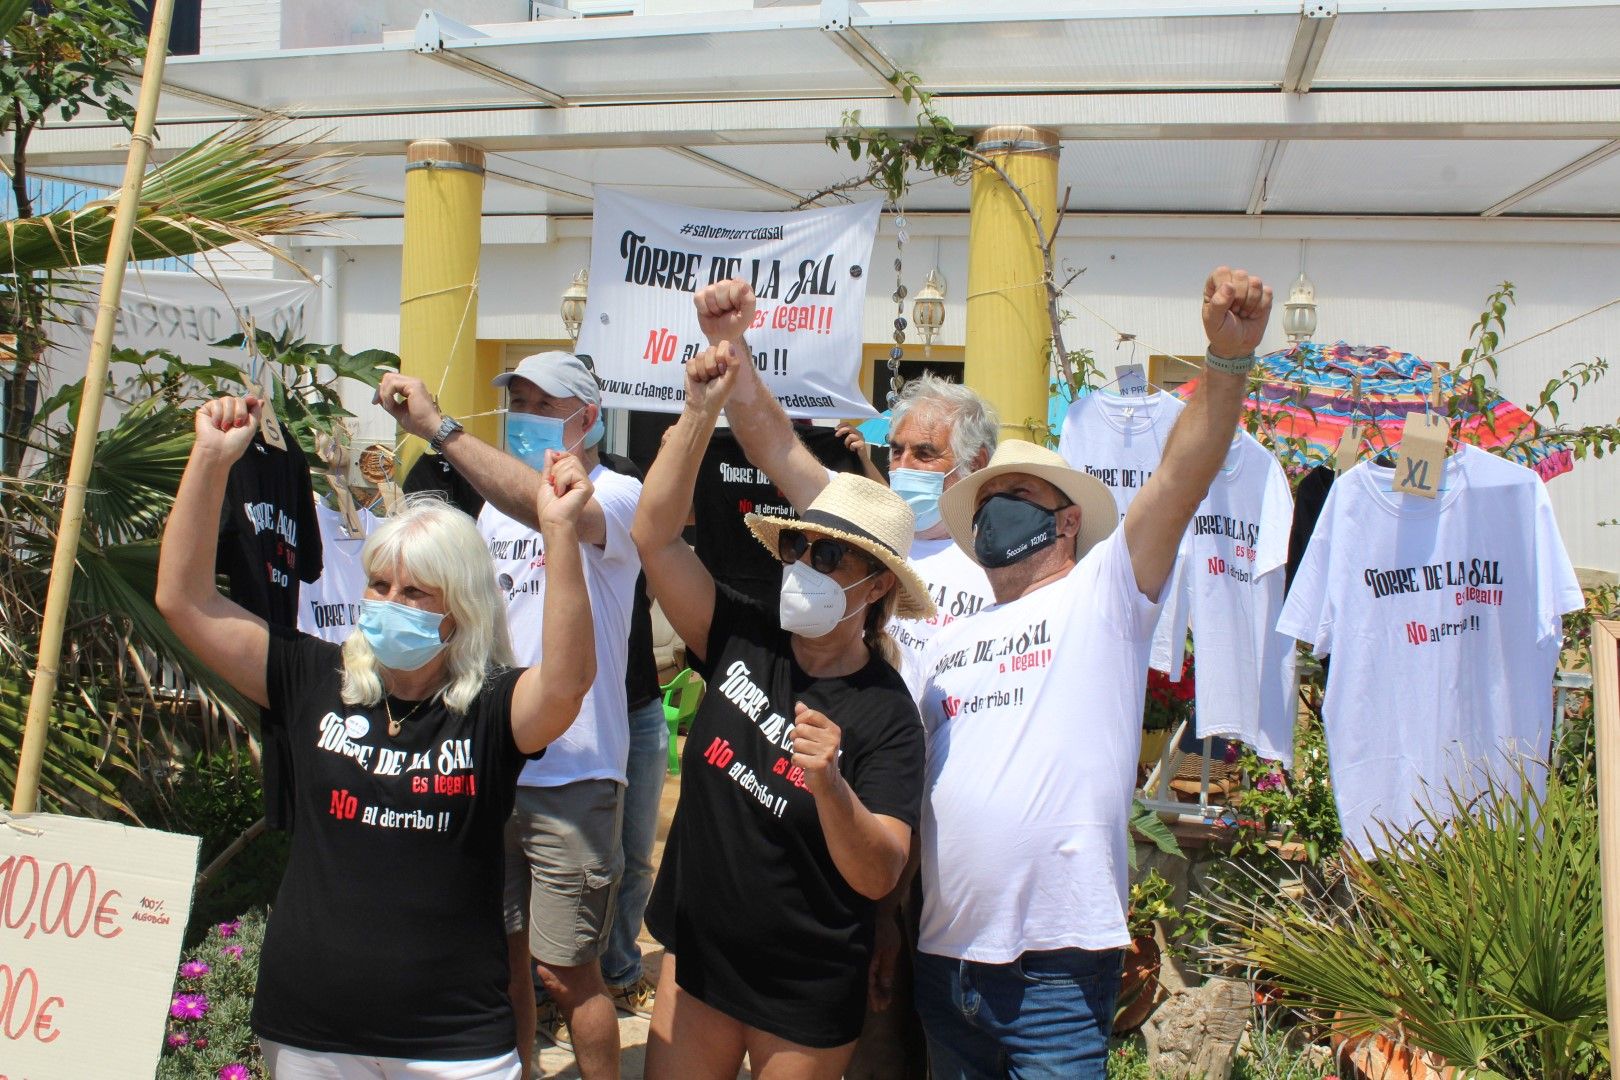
[
  {"x1": 49, "y1": 269, "x2": 317, "y2": 398},
  {"x1": 577, "y1": 190, "x2": 883, "y2": 419}
]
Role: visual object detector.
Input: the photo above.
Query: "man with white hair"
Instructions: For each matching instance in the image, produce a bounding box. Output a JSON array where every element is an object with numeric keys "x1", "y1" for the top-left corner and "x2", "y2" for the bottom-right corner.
[
  {"x1": 379, "y1": 354, "x2": 636, "y2": 1080},
  {"x1": 689, "y1": 283, "x2": 999, "y2": 696}
]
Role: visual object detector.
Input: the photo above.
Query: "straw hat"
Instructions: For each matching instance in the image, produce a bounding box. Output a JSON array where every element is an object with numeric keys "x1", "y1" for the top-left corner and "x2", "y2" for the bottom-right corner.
[
  {"x1": 744, "y1": 473, "x2": 937, "y2": 620},
  {"x1": 940, "y1": 440, "x2": 1118, "y2": 563}
]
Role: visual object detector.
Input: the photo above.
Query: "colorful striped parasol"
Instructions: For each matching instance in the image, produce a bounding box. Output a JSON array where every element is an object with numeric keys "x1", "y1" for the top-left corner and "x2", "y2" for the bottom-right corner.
[{"x1": 1174, "y1": 341, "x2": 1573, "y2": 481}]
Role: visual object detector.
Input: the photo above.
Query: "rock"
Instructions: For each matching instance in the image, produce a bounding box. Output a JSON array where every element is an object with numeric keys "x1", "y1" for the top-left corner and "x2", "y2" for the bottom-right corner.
[{"x1": 1141, "y1": 977, "x2": 1250, "y2": 1080}]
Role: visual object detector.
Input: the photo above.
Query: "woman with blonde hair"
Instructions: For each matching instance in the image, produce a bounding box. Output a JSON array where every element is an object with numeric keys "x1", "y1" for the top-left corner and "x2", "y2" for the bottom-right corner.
[
  {"x1": 632, "y1": 347, "x2": 935, "y2": 1080},
  {"x1": 156, "y1": 394, "x2": 596, "y2": 1080}
]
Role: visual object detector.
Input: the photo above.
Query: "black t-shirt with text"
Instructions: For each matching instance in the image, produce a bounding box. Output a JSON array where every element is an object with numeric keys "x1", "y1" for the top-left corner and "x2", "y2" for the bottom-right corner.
[
  {"x1": 404, "y1": 451, "x2": 489, "y2": 520},
  {"x1": 218, "y1": 433, "x2": 323, "y2": 628},
  {"x1": 643, "y1": 585, "x2": 924, "y2": 1048},
  {"x1": 692, "y1": 426, "x2": 861, "y2": 609},
  {"x1": 254, "y1": 628, "x2": 533, "y2": 1059},
  {"x1": 600, "y1": 450, "x2": 662, "y2": 709}
]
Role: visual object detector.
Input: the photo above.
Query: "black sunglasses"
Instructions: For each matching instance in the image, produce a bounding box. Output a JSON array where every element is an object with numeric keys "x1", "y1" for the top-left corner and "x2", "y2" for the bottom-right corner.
[{"x1": 777, "y1": 529, "x2": 880, "y2": 576}]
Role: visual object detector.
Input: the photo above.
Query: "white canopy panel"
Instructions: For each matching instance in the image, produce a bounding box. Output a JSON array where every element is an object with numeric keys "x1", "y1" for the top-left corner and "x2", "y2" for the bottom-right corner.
[{"x1": 12, "y1": 0, "x2": 1618, "y2": 221}]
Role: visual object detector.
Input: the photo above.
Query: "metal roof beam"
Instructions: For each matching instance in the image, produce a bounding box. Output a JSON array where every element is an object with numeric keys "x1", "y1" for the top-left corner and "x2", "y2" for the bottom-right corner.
[
  {"x1": 1281, "y1": 1, "x2": 1337, "y2": 94},
  {"x1": 414, "y1": 9, "x2": 570, "y2": 108},
  {"x1": 663, "y1": 147, "x2": 806, "y2": 205},
  {"x1": 820, "y1": 0, "x2": 906, "y2": 100},
  {"x1": 1480, "y1": 138, "x2": 1620, "y2": 216},
  {"x1": 19, "y1": 89, "x2": 1620, "y2": 164}
]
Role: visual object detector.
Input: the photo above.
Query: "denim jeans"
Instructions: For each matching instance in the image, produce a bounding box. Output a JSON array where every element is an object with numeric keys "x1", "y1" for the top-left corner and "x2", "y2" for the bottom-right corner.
[
  {"x1": 913, "y1": 946, "x2": 1125, "y2": 1080},
  {"x1": 599, "y1": 697, "x2": 668, "y2": 987}
]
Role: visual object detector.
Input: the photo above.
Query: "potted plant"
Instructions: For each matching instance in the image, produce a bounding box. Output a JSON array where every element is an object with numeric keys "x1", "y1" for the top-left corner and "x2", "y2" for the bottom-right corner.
[
  {"x1": 1115, "y1": 870, "x2": 1175, "y2": 1033},
  {"x1": 1141, "y1": 652, "x2": 1194, "y2": 766}
]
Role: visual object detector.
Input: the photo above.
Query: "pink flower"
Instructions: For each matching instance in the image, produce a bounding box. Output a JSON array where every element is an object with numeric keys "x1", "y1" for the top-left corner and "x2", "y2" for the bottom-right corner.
[
  {"x1": 220, "y1": 944, "x2": 245, "y2": 959},
  {"x1": 217, "y1": 920, "x2": 241, "y2": 938},
  {"x1": 166, "y1": 1030, "x2": 190, "y2": 1049},
  {"x1": 218, "y1": 1065, "x2": 252, "y2": 1080},
  {"x1": 1256, "y1": 770, "x2": 1284, "y2": 792},
  {"x1": 169, "y1": 992, "x2": 209, "y2": 1020},
  {"x1": 1223, "y1": 743, "x2": 1240, "y2": 764},
  {"x1": 180, "y1": 960, "x2": 211, "y2": 979}
]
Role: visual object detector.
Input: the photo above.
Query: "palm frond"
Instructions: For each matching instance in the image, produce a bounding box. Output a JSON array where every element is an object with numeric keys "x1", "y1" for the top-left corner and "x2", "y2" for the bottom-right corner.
[{"x1": 1, "y1": 122, "x2": 347, "y2": 277}]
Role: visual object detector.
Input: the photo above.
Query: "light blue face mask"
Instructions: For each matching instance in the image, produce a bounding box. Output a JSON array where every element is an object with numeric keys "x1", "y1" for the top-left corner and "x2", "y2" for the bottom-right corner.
[
  {"x1": 359, "y1": 599, "x2": 448, "y2": 671},
  {"x1": 583, "y1": 413, "x2": 606, "y2": 449},
  {"x1": 505, "y1": 406, "x2": 586, "y2": 468},
  {"x1": 888, "y1": 467, "x2": 949, "y2": 533}
]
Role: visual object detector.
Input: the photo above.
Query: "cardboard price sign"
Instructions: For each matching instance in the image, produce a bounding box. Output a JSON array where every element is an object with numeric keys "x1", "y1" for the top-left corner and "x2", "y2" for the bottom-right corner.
[
  {"x1": 0, "y1": 814, "x2": 200, "y2": 1080},
  {"x1": 1394, "y1": 413, "x2": 1451, "y2": 499}
]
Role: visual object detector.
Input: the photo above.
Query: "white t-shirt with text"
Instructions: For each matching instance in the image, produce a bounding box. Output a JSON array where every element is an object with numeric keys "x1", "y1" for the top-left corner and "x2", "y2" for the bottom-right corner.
[
  {"x1": 478, "y1": 465, "x2": 643, "y2": 787},
  {"x1": 1156, "y1": 433, "x2": 1299, "y2": 764},
  {"x1": 893, "y1": 535, "x2": 997, "y2": 699},
  {"x1": 1277, "y1": 446, "x2": 1582, "y2": 854},
  {"x1": 917, "y1": 528, "x2": 1161, "y2": 961},
  {"x1": 1058, "y1": 390, "x2": 1186, "y2": 521},
  {"x1": 297, "y1": 501, "x2": 381, "y2": 645}
]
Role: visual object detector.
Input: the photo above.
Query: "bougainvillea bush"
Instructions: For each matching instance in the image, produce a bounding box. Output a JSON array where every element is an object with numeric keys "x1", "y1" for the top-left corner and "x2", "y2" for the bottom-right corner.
[{"x1": 157, "y1": 909, "x2": 267, "y2": 1079}]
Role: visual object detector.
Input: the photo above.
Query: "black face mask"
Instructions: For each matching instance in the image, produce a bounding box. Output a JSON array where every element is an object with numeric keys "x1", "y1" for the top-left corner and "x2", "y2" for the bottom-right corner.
[{"x1": 972, "y1": 493, "x2": 1061, "y2": 569}]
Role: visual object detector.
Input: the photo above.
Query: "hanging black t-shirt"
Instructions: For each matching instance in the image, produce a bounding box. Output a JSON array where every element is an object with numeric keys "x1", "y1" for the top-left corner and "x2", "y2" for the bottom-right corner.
[
  {"x1": 643, "y1": 585, "x2": 924, "y2": 1048},
  {"x1": 404, "y1": 451, "x2": 488, "y2": 520},
  {"x1": 600, "y1": 450, "x2": 662, "y2": 710},
  {"x1": 255, "y1": 627, "x2": 533, "y2": 1059},
  {"x1": 692, "y1": 426, "x2": 862, "y2": 609},
  {"x1": 1286, "y1": 463, "x2": 1337, "y2": 681},
  {"x1": 218, "y1": 432, "x2": 323, "y2": 627}
]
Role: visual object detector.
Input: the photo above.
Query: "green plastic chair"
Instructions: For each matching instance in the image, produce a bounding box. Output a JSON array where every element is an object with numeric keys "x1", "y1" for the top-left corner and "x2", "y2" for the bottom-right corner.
[{"x1": 661, "y1": 667, "x2": 704, "y2": 776}]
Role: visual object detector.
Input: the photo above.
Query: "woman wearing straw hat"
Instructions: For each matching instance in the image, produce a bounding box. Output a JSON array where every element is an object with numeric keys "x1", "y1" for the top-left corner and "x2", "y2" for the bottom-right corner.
[{"x1": 631, "y1": 346, "x2": 936, "y2": 1079}]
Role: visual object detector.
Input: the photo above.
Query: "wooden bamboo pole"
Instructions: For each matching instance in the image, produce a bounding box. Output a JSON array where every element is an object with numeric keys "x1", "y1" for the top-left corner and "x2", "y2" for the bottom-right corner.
[
  {"x1": 12, "y1": 0, "x2": 177, "y2": 813},
  {"x1": 1592, "y1": 619, "x2": 1620, "y2": 1071}
]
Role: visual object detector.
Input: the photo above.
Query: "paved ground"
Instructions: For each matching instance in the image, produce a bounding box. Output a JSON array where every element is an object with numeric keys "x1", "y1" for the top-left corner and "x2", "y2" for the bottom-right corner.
[{"x1": 534, "y1": 736, "x2": 755, "y2": 1079}]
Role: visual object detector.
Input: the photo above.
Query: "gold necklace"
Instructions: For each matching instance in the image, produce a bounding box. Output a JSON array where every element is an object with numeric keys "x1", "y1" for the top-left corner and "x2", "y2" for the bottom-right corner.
[{"x1": 383, "y1": 694, "x2": 436, "y2": 737}]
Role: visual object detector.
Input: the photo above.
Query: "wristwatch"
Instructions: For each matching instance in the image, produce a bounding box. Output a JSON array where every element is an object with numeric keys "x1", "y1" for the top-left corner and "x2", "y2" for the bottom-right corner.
[
  {"x1": 429, "y1": 414, "x2": 464, "y2": 453},
  {"x1": 1204, "y1": 348, "x2": 1257, "y2": 376}
]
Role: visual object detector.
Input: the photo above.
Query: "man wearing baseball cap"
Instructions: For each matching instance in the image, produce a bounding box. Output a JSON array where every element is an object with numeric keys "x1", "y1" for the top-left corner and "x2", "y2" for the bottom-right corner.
[{"x1": 379, "y1": 353, "x2": 638, "y2": 1080}]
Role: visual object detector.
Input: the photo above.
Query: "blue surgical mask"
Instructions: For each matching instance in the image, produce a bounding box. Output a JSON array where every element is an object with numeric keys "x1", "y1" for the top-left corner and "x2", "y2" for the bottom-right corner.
[
  {"x1": 888, "y1": 468, "x2": 948, "y2": 533},
  {"x1": 583, "y1": 413, "x2": 606, "y2": 449},
  {"x1": 504, "y1": 406, "x2": 586, "y2": 467},
  {"x1": 359, "y1": 599, "x2": 448, "y2": 671}
]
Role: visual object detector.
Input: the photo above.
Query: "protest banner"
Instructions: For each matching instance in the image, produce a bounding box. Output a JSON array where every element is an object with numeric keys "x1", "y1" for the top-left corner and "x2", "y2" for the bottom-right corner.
[
  {"x1": 0, "y1": 814, "x2": 200, "y2": 1080},
  {"x1": 577, "y1": 190, "x2": 882, "y2": 419}
]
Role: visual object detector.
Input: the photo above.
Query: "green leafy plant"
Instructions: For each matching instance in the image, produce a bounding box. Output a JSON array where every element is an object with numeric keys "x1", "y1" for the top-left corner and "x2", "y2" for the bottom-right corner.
[
  {"x1": 1222, "y1": 716, "x2": 1341, "y2": 864},
  {"x1": 1202, "y1": 760, "x2": 1609, "y2": 1080},
  {"x1": 158, "y1": 910, "x2": 268, "y2": 1079}
]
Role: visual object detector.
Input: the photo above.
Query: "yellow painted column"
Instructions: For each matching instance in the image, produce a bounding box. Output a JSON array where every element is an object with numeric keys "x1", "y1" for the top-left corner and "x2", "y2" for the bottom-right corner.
[
  {"x1": 397, "y1": 140, "x2": 489, "y2": 477},
  {"x1": 964, "y1": 126, "x2": 1060, "y2": 445}
]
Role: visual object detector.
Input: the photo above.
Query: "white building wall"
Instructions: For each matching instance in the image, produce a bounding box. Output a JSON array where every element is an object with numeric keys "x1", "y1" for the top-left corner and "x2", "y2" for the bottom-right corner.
[
  {"x1": 200, "y1": 0, "x2": 281, "y2": 52},
  {"x1": 304, "y1": 219, "x2": 1620, "y2": 574}
]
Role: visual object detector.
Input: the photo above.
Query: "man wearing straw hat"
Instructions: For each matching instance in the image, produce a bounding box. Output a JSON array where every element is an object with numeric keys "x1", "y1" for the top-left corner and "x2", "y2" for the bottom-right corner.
[{"x1": 689, "y1": 266, "x2": 1270, "y2": 1076}]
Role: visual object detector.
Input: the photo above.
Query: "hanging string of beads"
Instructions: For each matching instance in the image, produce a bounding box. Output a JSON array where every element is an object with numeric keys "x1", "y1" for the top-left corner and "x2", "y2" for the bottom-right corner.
[{"x1": 887, "y1": 205, "x2": 909, "y2": 408}]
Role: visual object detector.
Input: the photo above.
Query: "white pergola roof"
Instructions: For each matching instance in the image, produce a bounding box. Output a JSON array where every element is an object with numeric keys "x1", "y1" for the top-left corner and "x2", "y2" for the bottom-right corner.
[{"x1": 16, "y1": 0, "x2": 1620, "y2": 220}]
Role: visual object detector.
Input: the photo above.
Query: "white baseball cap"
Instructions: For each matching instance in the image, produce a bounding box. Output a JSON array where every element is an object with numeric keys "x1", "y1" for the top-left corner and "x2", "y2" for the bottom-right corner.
[{"x1": 491, "y1": 351, "x2": 601, "y2": 404}]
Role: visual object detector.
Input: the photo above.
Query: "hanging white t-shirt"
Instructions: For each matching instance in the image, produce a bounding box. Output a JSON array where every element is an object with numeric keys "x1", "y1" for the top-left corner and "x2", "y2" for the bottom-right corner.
[
  {"x1": 917, "y1": 527, "x2": 1162, "y2": 961},
  {"x1": 1155, "y1": 433, "x2": 1298, "y2": 764},
  {"x1": 296, "y1": 501, "x2": 381, "y2": 645},
  {"x1": 1058, "y1": 390, "x2": 1185, "y2": 522},
  {"x1": 893, "y1": 534, "x2": 997, "y2": 699},
  {"x1": 1277, "y1": 445, "x2": 1582, "y2": 855},
  {"x1": 478, "y1": 465, "x2": 642, "y2": 788}
]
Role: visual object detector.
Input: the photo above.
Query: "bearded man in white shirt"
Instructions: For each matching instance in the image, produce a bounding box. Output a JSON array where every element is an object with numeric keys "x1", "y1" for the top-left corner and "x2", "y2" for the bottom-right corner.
[{"x1": 905, "y1": 267, "x2": 1271, "y2": 1080}]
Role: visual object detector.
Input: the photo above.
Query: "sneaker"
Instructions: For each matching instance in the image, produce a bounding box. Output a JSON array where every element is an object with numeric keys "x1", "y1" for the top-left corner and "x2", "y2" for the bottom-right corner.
[
  {"x1": 535, "y1": 997, "x2": 572, "y2": 1051},
  {"x1": 609, "y1": 974, "x2": 657, "y2": 1019}
]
